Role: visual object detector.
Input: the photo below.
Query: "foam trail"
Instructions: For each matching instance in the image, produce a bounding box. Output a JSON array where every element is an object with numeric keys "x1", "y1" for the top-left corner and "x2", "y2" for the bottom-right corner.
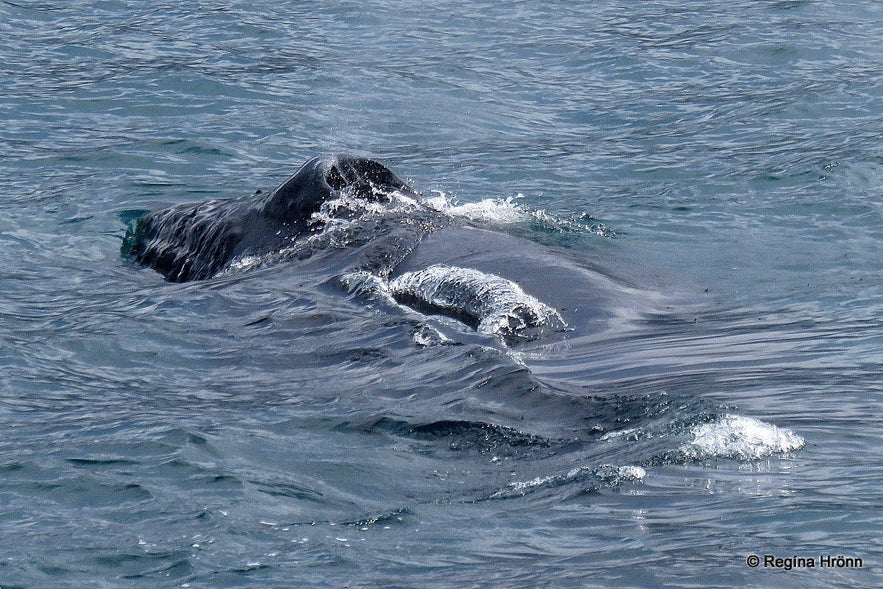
[
  {"x1": 425, "y1": 190, "x2": 616, "y2": 236},
  {"x1": 490, "y1": 464, "x2": 646, "y2": 499},
  {"x1": 425, "y1": 192, "x2": 531, "y2": 224}
]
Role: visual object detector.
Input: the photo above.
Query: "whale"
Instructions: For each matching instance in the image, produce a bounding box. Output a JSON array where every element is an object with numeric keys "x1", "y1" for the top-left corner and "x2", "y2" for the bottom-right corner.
[
  {"x1": 123, "y1": 154, "x2": 633, "y2": 343},
  {"x1": 120, "y1": 157, "x2": 805, "y2": 472}
]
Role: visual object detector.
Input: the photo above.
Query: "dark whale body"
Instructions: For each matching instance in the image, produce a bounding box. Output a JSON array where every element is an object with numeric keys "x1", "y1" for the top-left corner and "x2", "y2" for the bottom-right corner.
[
  {"x1": 124, "y1": 154, "x2": 604, "y2": 342},
  {"x1": 124, "y1": 155, "x2": 415, "y2": 282}
]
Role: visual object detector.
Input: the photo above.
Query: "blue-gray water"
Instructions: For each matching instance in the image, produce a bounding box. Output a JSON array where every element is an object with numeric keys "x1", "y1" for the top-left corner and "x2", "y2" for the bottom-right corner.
[{"x1": 2, "y1": 1, "x2": 882, "y2": 587}]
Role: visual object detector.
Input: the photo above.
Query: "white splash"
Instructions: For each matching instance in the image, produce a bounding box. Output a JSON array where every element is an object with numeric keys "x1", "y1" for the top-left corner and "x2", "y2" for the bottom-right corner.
[
  {"x1": 680, "y1": 415, "x2": 805, "y2": 461},
  {"x1": 425, "y1": 190, "x2": 616, "y2": 236},
  {"x1": 490, "y1": 464, "x2": 646, "y2": 499},
  {"x1": 339, "y1": 270, "x2": 392, "y2": 299},
  {"x1": 599, "y1": 427, "x2": 641, "y2": 442},
  {"x1": 425, "y1": 191, "x2": 531, "y2": 225},
  {"x1": 595, "y1": 464, "x2": 647, "y2": 483},
  {"x1": 388, "y1": 264, "x2": 566, "y2": 342},
  {"x1": 411, "y1": 324, "x2": 456, "y2": 347},
  {"x1": 226, "y1": 254, "x2": 263, "y2": 273}
]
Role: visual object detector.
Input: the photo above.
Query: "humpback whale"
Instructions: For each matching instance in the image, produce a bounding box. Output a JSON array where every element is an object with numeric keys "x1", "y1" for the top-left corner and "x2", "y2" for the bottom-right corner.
[
  {"x1": 121, "y1": 157, "x2": 806, "y2": 468},
  {"x1": 123, "y1": 155, "x2": 575, "y2": 342}
]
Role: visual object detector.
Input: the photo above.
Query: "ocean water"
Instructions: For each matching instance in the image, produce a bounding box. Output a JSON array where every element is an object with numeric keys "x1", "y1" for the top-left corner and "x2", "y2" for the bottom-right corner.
[{"x1": 1, "y1": 0, "x2": 882, "y2": 587}]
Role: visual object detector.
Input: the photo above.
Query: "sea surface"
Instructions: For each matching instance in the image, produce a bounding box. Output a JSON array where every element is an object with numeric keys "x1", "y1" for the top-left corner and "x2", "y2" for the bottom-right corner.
[{"x1": 1, "y1": 1, "x2": 882, "y2": 587}]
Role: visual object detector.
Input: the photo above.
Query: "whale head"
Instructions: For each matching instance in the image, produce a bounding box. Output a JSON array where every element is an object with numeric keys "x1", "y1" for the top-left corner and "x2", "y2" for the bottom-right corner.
[{"x1": 124, "y1": 154, "x2": 420, "y2": 282}]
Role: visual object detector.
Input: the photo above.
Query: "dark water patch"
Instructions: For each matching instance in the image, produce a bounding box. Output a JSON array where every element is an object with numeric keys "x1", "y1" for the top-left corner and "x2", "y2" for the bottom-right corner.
[
  {"x1": 313, "y1": 346, "x2": 392, "y2": 367},
  {"x1": 342, "y1": 507, "x2": 415, "y2": 529},
  {"x1": 148, "y1": 459, "x2": 243, "y2": 492},
  {"x1": 11, "y1": 476, "x2": 152, "y2": 509},
  {"x1": 0, "y1": 461, "x2": 26, "y2": 474},
  {"x1": 88, "y1": 550, "x2": 192, "y2": 582},
  {"x1": 357, "y1": 416, "x2": 558, "y2": 457},
  {"x1": 66, "y1": 457, "x2": 139, "y2": 469},
  {"x1": 252, "y1": 479, "x2": 325, "y2": 502},
  {"x1": 396, "y1": 419, "x2": 548, "y2": 446}
]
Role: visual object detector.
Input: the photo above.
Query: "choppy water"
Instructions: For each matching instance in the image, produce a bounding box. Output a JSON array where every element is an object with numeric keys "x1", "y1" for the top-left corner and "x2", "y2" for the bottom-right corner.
[{"x1": 2, "y1": 1, "x2": 882, "y2": 587}]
